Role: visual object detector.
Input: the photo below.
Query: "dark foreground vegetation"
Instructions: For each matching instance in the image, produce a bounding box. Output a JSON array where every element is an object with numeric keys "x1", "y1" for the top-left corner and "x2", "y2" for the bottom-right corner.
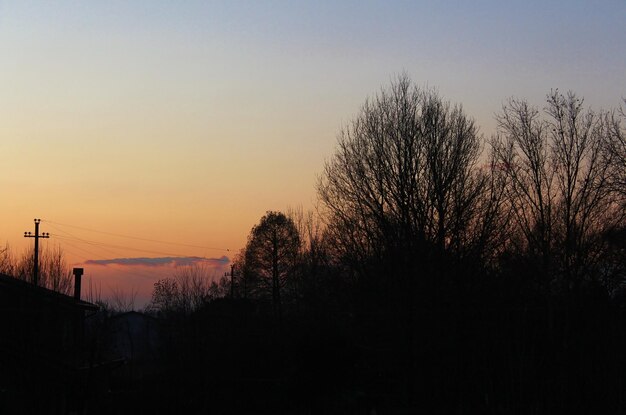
[{"x1": 3, "y1": 75, "x2": 626, "y2": 414}]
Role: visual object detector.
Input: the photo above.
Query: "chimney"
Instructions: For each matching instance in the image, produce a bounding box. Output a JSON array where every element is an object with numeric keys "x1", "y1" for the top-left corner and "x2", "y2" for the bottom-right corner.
[{"x1": 73, "y1": 268, "x2": 84, "y2": 300}]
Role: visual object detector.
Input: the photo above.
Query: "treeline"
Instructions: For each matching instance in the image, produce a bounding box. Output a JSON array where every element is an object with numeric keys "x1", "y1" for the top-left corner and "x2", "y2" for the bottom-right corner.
[
  {"x1": 0, "y1": 243, "x2": 73, "y2": 295},
  {"x1": 162, "y1": 77, "x2": 625, "y2": 314},
  {"x1": 121, "y1": 76, "x2": 626, "y2": 413}
]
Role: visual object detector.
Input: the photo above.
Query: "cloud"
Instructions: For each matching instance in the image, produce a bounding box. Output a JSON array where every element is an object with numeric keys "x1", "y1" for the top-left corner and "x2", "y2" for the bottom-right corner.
[{"x1": 84, "y1": 255, "x2": 230, "y2": 267}]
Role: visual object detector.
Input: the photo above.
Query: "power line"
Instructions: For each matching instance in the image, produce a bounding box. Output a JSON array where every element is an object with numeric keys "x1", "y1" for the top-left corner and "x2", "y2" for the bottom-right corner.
[
  {"x1": 41, "y1": 221, "x2": 231, "y2": 284},
  {"x1": 55, "y1": 238, "x2": 113, "y2": 264},
  {"x1": 42, "y1": 219, "x2": 230, "y2": 252},
  {"x1": 46, "y1": 223, "x2": 130, "y2": 259},
  {"x1": 45, "y1": 221, "x2": 218, "y2": 259},
  {"x1": 51, "y1": 233, "x2": 219, "y2": 259},
  {"x1": 47, "y1": 225, "x2": 152, "y2": 262}
]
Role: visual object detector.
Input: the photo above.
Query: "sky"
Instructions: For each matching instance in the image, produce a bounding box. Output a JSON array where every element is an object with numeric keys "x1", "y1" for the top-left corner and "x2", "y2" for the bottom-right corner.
[{"x1": 1, "y1": 1, "x2": 624, "y2": 306}]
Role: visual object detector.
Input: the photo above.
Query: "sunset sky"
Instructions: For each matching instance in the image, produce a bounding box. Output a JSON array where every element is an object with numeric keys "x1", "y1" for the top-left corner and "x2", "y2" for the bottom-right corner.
[{"x1": 1, "y1": 1, "x2": 624, "y2": 305}]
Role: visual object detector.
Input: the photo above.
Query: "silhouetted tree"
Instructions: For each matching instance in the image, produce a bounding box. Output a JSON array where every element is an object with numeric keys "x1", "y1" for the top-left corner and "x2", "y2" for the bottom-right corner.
[
  {"x1": 491, "y1": 90, "x2": 620, "y2": 291},
  {"x1": 605, "y1": 99, "x2": 626, "y2": 202},
  {"x1": 244, "y1": 211, "x2": 301, "y2": 319},
  {"x1": 230, "y1": 248, "x2": 248, "y2": 298},
  {"x1": 316, "y1": 76, "x2": 508, "y2": 407},
  {"x1": 318, "y1": 74, "x2": 499, "y2": 297},
  {"x1": 40, "y1": 244, "x2": 73, "y2": 294},
  {"x1": 149, "y1": 278, "x2": 179, "y2": 314},
  {"x1": 7, "y1": 243, "x2": 74, "y2": 294},
  {"x1": 148, "y1": 264, "x2": 213, "y2": 315},
  {"x1": 0, "y1": 242, "x2": 15, "y2": 276},
  {"x1": 110, "y1": 286, "x2": 138, "y2": 312},
  {"x1": 230, "y1": 247, "x2": 265, "y2": 300},
  {"x1": 601, "y1": 103, "x2": 626, "y2": 292}
]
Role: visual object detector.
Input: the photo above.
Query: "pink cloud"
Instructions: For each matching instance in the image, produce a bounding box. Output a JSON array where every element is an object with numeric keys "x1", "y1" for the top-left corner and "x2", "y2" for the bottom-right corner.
[
  {"x1": 83, "y1": 255, "x2": 229, "y2": 267},
  {"x1": 79, "y1": 256, "x2": 231, "y2": 308}
]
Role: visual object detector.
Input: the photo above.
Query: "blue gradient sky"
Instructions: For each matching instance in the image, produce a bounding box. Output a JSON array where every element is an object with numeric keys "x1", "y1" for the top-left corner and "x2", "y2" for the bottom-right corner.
[{"x1": 1, "y1": 1, "x2": 624, "y2": 302}]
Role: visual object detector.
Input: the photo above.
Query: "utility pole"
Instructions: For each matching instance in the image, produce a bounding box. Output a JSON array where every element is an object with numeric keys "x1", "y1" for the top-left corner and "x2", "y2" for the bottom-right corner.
[
  {"x1": 230, "y1": 263, "x2": 235, "y2": 299},
  {"x1": 24, "y1": 218, "x2": 49, "y2": 286}
]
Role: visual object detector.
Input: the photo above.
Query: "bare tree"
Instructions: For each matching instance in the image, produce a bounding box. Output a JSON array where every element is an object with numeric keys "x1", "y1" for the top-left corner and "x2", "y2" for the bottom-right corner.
[
  {"x1": 110, "y1": 286, "x2": 138, "y2": 313},
  {"x1": 147, "y1": 264, "x2": 214, "y2": 315},
  {"x1": 9, "y1": 243, "x2": 73, "y2": 294},
  {"x1": 287, "y1": 207, "x2": 327, "y2": 279},
  {"x1": 174, "y1": 264, "x2": 213, "y2": 312},
  {"x1": 604, "y1": 100, "x2": 626, "y2": 203},
  {"x1": 318, "y1": 75, "x2": 497, "y2": 292},
  {"x1": 491, "y1": 90, "x2": 619, "y2": 290},
  {"x1": 149, "y1": 277, "x2": 180, "y2": 314},
  {"x1": 491, "y1": 97, "x2": 557, "y2": 284},
  {"x1": 0, "y1": 242, "x2": 16, "y2": 276},
  {"x1": 40, "y1": 244, "x2": 73, "y2": 295}
]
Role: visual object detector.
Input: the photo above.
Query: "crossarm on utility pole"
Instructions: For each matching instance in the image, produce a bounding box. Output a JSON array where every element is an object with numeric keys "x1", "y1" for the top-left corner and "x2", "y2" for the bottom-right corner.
[{"x1": 24, "y1": 218, "x2": 50, "y2": 286}]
